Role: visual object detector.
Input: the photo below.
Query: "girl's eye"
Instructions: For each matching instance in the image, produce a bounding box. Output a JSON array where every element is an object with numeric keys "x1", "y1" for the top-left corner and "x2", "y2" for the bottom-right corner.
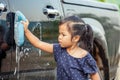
[
  {"x1": 58, "y1": 33, "x2": 66, "y2": 37},
  {"x1": 62, "y1": 34, "x2": 66, "y2": 36}
]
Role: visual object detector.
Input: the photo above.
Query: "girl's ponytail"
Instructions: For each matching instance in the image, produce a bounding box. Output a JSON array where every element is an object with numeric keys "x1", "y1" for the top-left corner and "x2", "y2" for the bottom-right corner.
[{"x1": 79, "y1": 24, "x2": 93, "y2": 53}]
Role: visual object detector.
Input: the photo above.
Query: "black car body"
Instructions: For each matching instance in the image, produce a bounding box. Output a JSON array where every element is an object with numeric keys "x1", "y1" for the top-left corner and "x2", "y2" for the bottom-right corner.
[{"x1": 0, "y1": 0, "x2": 120, "y2": 80}]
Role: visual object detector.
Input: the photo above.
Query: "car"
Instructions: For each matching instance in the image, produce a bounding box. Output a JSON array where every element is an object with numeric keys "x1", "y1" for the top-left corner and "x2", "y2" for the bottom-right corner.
[{"x1": 0, "y1": 0, "x2": 120, "y2": 80}]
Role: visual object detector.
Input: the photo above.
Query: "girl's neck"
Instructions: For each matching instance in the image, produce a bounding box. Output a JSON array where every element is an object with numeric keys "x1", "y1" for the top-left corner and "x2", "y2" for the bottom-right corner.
[
  {"x1": 66, "y1": 45, "x2": 88, "y2": 58},
  {"x1": 67, "y1": 45, "x2": 80, "y2": 54}
]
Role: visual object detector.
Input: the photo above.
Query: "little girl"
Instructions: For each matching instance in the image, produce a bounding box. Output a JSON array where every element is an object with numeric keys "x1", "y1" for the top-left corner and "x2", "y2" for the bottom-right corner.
[{"x1": 22, "y1": 15, "x2": 101, "y2": 80}]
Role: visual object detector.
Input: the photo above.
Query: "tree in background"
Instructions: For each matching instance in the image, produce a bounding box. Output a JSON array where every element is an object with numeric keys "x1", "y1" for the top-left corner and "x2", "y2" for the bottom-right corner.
[{"x1": 98, "y1": 0, "x2": 106, "y2": 2}]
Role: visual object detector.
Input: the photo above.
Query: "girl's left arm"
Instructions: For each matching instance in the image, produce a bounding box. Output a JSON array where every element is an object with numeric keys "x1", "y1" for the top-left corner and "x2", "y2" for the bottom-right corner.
[{"x1": 90, "y1": 72, "x2": 101, "y2": 80}]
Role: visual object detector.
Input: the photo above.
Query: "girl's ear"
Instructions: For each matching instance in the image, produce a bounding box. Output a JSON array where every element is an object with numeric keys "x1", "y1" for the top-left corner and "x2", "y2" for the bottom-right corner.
[{"x1": 72, "y1": 35, "x2": 80, "y2": 42}]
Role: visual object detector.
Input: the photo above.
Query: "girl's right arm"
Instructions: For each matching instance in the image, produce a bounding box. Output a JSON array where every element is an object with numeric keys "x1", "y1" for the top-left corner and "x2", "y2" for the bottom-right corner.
[{"x1": 22, "y1": 20, "x2": 54, "y2": 54}]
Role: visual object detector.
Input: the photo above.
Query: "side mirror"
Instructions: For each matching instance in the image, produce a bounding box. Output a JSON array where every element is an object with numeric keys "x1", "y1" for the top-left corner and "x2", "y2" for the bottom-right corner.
[{"x1": 0, "y1": 3, "x2": 7, "y2": 15}]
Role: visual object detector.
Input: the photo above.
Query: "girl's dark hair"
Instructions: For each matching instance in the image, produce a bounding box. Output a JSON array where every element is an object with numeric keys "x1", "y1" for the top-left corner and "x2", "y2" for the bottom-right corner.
[{"x1": 59, "y1": 15, "x2": 93, "y2": 52}]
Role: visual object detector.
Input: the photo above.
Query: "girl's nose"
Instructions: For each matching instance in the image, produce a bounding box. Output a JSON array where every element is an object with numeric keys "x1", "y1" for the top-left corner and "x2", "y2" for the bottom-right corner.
[{"x1": 58, "y1": 34, "x2": 62, "y2": 40}]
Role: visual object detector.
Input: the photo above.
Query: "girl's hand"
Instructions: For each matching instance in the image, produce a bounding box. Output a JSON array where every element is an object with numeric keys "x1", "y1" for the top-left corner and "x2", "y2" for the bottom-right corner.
[{"x1": 21, "y1": 19, "x2": 29, "y2": 33}]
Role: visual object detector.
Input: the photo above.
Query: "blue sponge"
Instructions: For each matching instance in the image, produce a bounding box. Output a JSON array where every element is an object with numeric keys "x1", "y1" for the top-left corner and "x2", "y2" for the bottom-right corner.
[
  {"x1": 14, "y1": 11, "x2": 27, "y2": 46},
  {"x1": 15, "y1": 11, "x2": 27, "y2": 22}
]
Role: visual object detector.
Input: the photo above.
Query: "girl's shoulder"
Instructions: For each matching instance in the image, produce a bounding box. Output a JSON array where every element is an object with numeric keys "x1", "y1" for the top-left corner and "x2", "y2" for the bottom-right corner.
[
  {"x1": 74, "y1": 52, "x2": 97, "y2": 68},
  {"x1": 77, "y1": 53, "x2": 98, "y2": 74},
  {"x1": 53, "y1": 43, "x2": 62, "y2": 51},
  {"x1": 77, "y1": 53, "x2": 96, "y2": 64}
]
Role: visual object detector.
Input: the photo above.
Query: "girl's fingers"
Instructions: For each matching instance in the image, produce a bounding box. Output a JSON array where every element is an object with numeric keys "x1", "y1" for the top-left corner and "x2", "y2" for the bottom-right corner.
[
  {"x1": 21, "y1": 19, "x2": 29, "y2": 26},
  {"x1": 21, "y1": 19, "x2": 29, "y2": 31}
]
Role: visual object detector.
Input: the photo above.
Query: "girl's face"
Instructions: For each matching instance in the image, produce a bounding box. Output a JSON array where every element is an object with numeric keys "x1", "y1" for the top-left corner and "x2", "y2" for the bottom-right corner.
[{"x1": 58, "y1": 23, "x2": 73, "y2": 48}]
